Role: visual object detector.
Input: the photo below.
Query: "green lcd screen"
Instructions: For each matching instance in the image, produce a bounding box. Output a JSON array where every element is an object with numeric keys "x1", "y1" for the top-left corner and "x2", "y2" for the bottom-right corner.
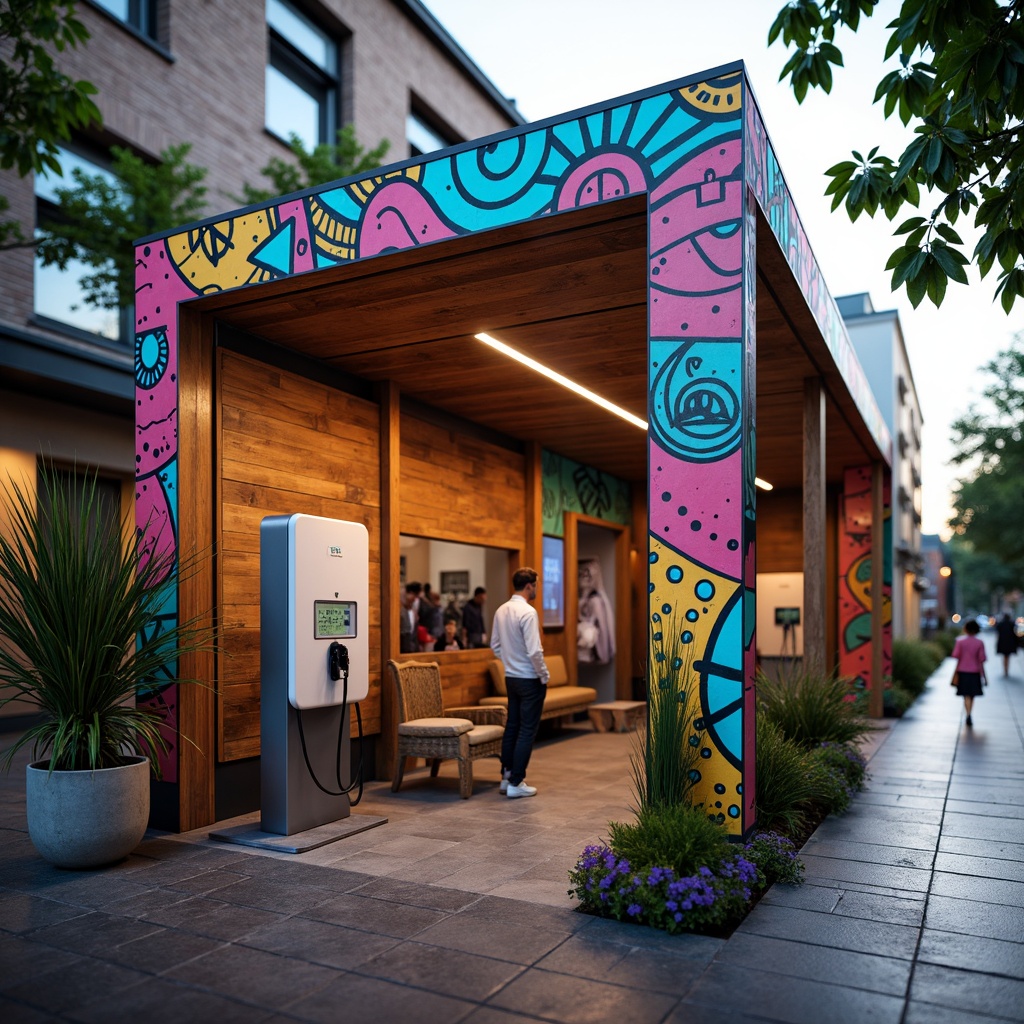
[{"x1": 314, "y1": 600, "x2": 357, "y2": 639}]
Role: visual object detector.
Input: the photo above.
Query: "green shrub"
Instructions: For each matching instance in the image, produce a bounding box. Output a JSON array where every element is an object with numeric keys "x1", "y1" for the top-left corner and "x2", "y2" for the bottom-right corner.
[
  {"x1": 933, "y1": 626, "x2": 954, "y2": 659},
  {"x1": 754, "y1": 717, "x2": 822, "y2": 835},
  {"x1": 807, "y1": 753, "x2": 853, "y2": 815},
  {"x1": 883, "y1": 683, "x2": 915, "y2": 717},
  {"x1": 814, "y1": 741, "x2": 869, "y2": 791},
  {"x1": 757, "y1": 668, "x2": 869, "y2": 748},
  {"x1": 607, "y1": 802, "x2": 732, "y2": 876},
  {"x1": 744, "y1": 831, "x2": 805, "y2": 886},
  {"x1": 891, "y1": 638, "x2": 943, "y2": 696}
]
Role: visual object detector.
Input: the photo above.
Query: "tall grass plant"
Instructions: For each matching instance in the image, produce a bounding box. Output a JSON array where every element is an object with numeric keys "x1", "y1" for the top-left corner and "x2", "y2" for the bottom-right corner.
[
  {"x1": 757, "y1": 666, "x2": 869, "y2": 749},
  {"x1": 630, "y1": 622, "x2": 701, "y2": 812},
  {"x1": 0, "y1": 462, "x2": 212, "y2": 773}
]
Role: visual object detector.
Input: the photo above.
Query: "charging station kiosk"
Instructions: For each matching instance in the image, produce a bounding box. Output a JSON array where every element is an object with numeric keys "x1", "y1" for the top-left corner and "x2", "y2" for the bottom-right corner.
[{"x1": 212, "y1": 513, "x2": 386, "y2": 852}]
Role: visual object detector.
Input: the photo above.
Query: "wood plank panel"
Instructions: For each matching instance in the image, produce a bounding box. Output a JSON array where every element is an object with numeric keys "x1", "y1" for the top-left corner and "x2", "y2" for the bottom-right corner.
[
  {"x1": 399, "y1": 411, "x2": 526, "y2": 549},
  {"x1": 217, "y1": 349, "x2": 382, "y2": 761}
]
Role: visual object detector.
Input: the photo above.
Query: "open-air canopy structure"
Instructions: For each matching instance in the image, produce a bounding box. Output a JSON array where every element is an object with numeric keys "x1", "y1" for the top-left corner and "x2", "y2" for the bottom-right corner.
[{"x1": 134, "y1": 62, "x2": 892, "y2": 833}]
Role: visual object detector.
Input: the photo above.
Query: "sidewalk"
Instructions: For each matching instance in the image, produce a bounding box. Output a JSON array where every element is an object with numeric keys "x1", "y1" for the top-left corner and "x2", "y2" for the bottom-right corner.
[{"x1": 1, "y1": 643, "x2": 1022, "y2": 1023}]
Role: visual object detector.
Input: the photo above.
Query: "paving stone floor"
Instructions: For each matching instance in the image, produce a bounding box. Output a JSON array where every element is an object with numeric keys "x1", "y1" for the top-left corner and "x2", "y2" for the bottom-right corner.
[{"x1": 1, "y1": 635, "x2": 1022, "y2": 1022}]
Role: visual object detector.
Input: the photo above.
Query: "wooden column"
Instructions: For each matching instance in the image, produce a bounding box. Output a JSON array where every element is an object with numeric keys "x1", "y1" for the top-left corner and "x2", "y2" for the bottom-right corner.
[
  {"x1": 802, "y1": 377, "x2": 826, "y2": 673},
  {"x1": 176, "y1": 308, "x2": 216, "y2": 831},
  {"x1": 870, "y1": 461, "x2": 885, "y2": 718},
  {"x1": 378, "y1": 381, "x2": 401, "y2": 779}
]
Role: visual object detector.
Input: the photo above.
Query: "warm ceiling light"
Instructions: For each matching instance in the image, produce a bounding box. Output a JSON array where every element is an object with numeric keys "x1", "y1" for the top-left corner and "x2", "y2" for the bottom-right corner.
[
  {"x1": 939, "y1": 565, "x2": 952, "y2": 577},
  {"x1": 476, "y1": 334, "x2": 777, "y2": 491},
  {"x1": 475, "y1": 332, "x2": 648, "y2": 431}
]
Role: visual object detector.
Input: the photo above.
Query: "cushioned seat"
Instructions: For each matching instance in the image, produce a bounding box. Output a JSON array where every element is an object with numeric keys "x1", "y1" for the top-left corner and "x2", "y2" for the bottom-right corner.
[
  {"x1": 484, "y1": 654, "x2": 597, "y2": 721},
  {"x1": 397, "y1": 717, "x2": 473, "y2": 737},
  {"x1": 387, "y1": 660, "x2": 506, "y2": 799}
]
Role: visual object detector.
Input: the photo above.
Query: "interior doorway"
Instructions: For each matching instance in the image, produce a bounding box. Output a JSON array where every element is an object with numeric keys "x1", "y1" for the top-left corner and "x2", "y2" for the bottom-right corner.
[{"x1": 564, "y1": 512, "x2": 631, "y2": 701}]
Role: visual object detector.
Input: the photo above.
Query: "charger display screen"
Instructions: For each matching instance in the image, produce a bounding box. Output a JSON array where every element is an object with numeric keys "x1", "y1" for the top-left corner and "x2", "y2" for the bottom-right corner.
[{"x1": 314, "y1": 600, "x2": 357, "y2": 639}]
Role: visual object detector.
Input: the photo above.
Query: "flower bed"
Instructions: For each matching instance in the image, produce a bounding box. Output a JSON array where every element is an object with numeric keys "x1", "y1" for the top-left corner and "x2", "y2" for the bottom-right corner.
[{"x1": 569, "y1": 829, "x2": 803, "y2": 935}]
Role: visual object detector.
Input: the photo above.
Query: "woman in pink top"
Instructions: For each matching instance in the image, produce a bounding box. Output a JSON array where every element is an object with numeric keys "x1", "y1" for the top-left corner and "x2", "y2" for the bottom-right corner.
[{"x1": 952, "y1": 619, "x2": 988, "y2": 727}]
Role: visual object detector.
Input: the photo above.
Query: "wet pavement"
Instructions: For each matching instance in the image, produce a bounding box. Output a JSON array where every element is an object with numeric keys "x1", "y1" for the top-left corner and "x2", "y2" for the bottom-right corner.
[{"x1": 1, "y1": 637, "x2": 1021, "y2": 1022}]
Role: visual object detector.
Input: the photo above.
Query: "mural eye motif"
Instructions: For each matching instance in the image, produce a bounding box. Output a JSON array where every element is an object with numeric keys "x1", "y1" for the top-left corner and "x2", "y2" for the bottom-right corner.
[
  {"x1": 135, "y1": 328, "x2": 169, "y2": 390},
  {"x1": 651, "y1": 340, "x2": 742, "y2": 462}
]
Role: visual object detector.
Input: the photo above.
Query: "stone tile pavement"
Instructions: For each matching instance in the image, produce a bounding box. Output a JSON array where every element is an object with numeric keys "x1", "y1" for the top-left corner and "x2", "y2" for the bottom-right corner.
[{"x1": 1, "y1": 634, "x2": 1021, "y2": 1022}]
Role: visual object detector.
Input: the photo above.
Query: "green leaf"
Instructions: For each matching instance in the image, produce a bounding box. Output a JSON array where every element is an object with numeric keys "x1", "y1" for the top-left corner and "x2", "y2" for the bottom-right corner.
[{"x1": 931, "y1": 242, "x2": 969, "y2": 283}]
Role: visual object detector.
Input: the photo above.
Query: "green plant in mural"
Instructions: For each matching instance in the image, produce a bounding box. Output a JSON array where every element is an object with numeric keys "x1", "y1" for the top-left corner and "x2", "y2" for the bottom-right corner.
[{"x1": 630, "y1": 622, "x2": 701, "y2": 812}]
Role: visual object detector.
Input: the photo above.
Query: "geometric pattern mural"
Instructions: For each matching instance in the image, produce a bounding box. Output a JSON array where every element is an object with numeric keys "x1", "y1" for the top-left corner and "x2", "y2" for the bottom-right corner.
[{"x1": 136, "y1": 62, "x2": 890, "y2": 833}]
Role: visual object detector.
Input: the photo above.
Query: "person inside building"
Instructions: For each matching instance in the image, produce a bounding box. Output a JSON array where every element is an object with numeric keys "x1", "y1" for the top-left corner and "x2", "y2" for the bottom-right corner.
[
  {"x1": 461, "y1": 586, "x2": 487, "y2": 648},
  {"x1": 490, "y1": 568, "x2": 548, "y2": 799},
  {"x1": 434, "y1": 619, "x2": 464, "y2": 652}
]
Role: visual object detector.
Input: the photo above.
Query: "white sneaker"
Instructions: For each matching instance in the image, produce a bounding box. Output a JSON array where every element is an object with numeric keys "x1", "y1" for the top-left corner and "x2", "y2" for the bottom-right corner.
[
  {"x1": 506, "y1": 781, "x2": 537, "y2": 798},
  {"x1": 499, "y1": 770, "x2": 511, "y2": 794}
]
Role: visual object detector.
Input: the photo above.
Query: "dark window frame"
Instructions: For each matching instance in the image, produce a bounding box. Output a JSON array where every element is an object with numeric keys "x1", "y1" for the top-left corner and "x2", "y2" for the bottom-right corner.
[
  {"x1": 266, "y1": 0, "x2": 340, "y2": 149},
  {"x1": 34, "y1": 142, "x2": 132, "y2": 347}
]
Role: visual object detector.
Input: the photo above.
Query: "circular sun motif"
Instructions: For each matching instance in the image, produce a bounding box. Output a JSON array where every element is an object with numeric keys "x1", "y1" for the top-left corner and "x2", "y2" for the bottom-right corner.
[
  {"x1": 679, "y1": 72, "x2": 743, "y2": 119},
  {"x1": 135, "y1": 328, "x2": 169, "y2": 390}
]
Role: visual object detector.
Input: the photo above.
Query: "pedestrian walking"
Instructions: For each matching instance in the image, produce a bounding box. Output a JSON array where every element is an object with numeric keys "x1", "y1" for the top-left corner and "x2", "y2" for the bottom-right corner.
[
  {"x1": 952, "y1": 618, "x2": 987, "y2": 727},
  {"x1": 995, "y1": 612, "x2": 1018, "y2": 676}
]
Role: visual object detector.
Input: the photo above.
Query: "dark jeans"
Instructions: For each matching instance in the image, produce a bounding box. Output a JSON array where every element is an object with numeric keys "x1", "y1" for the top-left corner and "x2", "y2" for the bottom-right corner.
[{"x1": 502, "y1": 676, "x2": 546, "y2": 786}]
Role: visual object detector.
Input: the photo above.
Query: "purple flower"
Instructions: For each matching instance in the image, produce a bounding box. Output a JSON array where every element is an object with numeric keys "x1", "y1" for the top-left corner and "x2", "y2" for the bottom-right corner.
[{"x1": 627, "y1": 903, "x2": 642, "y2": 917}]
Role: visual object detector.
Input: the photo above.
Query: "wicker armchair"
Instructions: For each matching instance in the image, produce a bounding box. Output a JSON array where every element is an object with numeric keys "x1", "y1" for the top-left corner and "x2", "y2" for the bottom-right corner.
[{"x1": 387, "y1": 659, "x2": 506, "y2": 799}]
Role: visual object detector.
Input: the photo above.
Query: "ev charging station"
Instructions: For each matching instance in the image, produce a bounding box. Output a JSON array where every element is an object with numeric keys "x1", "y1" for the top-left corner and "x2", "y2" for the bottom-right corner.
[{"x1": 212, "y1": 513, "x2": 386, "y2": 852}]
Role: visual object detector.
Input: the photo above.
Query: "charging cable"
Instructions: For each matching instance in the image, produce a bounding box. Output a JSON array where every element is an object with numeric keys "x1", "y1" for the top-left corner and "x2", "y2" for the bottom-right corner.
[{"x1": 295, "y1": 642, "x2": 365, "y2": 804}]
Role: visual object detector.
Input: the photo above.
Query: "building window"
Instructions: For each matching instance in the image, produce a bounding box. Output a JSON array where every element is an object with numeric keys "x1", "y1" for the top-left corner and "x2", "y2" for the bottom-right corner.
[
  {"x1": 266, "y1": 0, "x2": 339, "y2": 151},
  {"x1": 91, "y1": 0, "x2": 159, "y2": 41},
  {"x1": 407, "y1": 109, "x2": 457, "y2": 158},
  {"x1": 34, "y1": 145, "x2": 126, "y2": 343}
]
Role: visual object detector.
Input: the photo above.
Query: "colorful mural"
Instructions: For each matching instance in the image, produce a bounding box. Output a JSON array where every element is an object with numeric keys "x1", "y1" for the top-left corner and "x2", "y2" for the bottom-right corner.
[
  {"x1": 838, "y1": 466, "x2": 893, "y2": 692},
  {"x1": 135, "y1": 64, "x2": 832, "y2": 834},
  {"x1": 136, "y1": 67, "x2": 753, "y2": 827},
  {"x1": 541, "y1": 450, "x2": 630, "y2": 537}
]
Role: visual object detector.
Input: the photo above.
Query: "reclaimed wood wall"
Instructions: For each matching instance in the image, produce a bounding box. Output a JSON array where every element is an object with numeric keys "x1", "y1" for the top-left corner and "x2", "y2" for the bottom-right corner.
[
  {"x1": 215, "y1": 354, "x2": 536, "y2": 764},
  {"x1": 217, "y1": 350, "x2": 382, "y2": 761}
]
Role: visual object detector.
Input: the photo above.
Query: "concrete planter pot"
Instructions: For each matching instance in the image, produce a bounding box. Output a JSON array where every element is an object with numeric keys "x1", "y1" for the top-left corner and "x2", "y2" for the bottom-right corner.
[{"x1": 26, "y1": 757, "x2": 150, "y2": 869}]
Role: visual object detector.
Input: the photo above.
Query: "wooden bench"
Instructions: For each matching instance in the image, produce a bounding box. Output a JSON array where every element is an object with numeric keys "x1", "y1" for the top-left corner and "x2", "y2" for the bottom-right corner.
[
  {"x1": 481, "y1": 654, "x2": 597, "y2": 722},
  {"x1": 587, "y1": 700, "x2": 647, "y2": 733}
]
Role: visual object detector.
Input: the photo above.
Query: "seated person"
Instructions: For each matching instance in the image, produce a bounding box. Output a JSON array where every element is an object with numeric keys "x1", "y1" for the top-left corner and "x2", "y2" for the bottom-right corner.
[{"x1": 434, "y1": 619, "x2": 464, "y2": 652}]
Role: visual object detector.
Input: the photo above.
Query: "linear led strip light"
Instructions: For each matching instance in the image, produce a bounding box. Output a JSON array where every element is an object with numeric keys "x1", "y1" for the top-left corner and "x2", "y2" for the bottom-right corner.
[{"x1": 474, "y1": 332, "x2": 774, "y2": 491}]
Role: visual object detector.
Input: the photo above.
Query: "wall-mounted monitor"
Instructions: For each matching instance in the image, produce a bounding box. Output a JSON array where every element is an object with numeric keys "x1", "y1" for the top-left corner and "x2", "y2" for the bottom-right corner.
[
  {"x1": 542, "y1": 535, "x2": 564, "y2": 628},
  {"x1": 775, "y1": 606, "x2": 801, "y2": 627}
]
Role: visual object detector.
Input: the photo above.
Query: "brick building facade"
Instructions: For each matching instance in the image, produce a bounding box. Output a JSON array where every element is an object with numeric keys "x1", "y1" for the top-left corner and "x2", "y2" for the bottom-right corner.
[{"x1": 0, "y1": 0, "x2": 521, "y2": 723}]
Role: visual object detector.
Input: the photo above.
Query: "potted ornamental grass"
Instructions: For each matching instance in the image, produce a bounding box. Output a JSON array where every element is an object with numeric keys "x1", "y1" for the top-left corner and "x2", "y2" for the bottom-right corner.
[{"x1": 0, "y1": 461, "x2": 211, "y2": 868}]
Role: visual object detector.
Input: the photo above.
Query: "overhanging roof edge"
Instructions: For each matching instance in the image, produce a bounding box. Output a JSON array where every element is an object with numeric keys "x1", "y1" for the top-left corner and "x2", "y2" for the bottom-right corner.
[{"x1": 742, "y1": 73, "x2": 893, "y2": 467}]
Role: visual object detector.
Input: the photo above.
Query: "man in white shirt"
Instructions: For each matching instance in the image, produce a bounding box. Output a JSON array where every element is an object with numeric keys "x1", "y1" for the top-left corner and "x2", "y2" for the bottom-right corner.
[{"x1": 490, "y1": 567, "x2": 549, "y2": 798}]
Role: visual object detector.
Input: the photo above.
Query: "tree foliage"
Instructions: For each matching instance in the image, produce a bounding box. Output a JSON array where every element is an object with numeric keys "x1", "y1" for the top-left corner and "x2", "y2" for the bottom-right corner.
[
  {"x1": 949, "y1": 337, "x2": 1024, "y2": 577},
  {"x1": 770, "y1": 0, "x2": 1024, "y2": 311},
  {"x1": 37, "y1": 143, "x2": 207, "y2": 310},
  {"x1": 0, "y1": 0, "x2": 102, "y2": 248},
  {"x1": 237, "y1": 126, "x2": 391, "y2": 205}
]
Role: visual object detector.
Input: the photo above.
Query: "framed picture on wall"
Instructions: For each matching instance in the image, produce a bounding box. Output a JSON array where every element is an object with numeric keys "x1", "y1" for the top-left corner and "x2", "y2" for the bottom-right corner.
[
  {"x1": 542, "y1": 535, "x2": 564, "y2": 628},
  {"x1": 440, "y1": 570, "x2": 470, "y2": 596}
]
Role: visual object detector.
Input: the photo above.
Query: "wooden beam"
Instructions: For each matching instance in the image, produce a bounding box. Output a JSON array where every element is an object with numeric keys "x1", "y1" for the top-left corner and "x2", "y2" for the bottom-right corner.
[
  {"x1": 803, "y1": 377, "x2": 826, "y2": 672},
  {"x1": 870, "y1": 461, "x2": 885, "y2": 718},
  {"x1": 378, "y1": 381, "x2": 401, "y2": 780},
  {"x1": 176, "y1": 308, "x2": 216, "y2": 830}
]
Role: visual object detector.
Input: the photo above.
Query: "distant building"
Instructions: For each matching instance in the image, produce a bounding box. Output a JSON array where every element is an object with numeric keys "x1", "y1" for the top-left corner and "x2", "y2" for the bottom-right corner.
[
  {"x1": 837, "y1": 292, "x2": 924, "y2": 639},
  {"x1": 919, "y1": 533, "x2": 954, "y2": 631}
]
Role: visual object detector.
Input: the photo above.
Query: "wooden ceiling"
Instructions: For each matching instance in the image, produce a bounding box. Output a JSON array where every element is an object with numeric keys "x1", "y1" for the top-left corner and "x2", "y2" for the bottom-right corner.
[{"x1": 205, "y1": 195, "x2": 881, "y2": 489}]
